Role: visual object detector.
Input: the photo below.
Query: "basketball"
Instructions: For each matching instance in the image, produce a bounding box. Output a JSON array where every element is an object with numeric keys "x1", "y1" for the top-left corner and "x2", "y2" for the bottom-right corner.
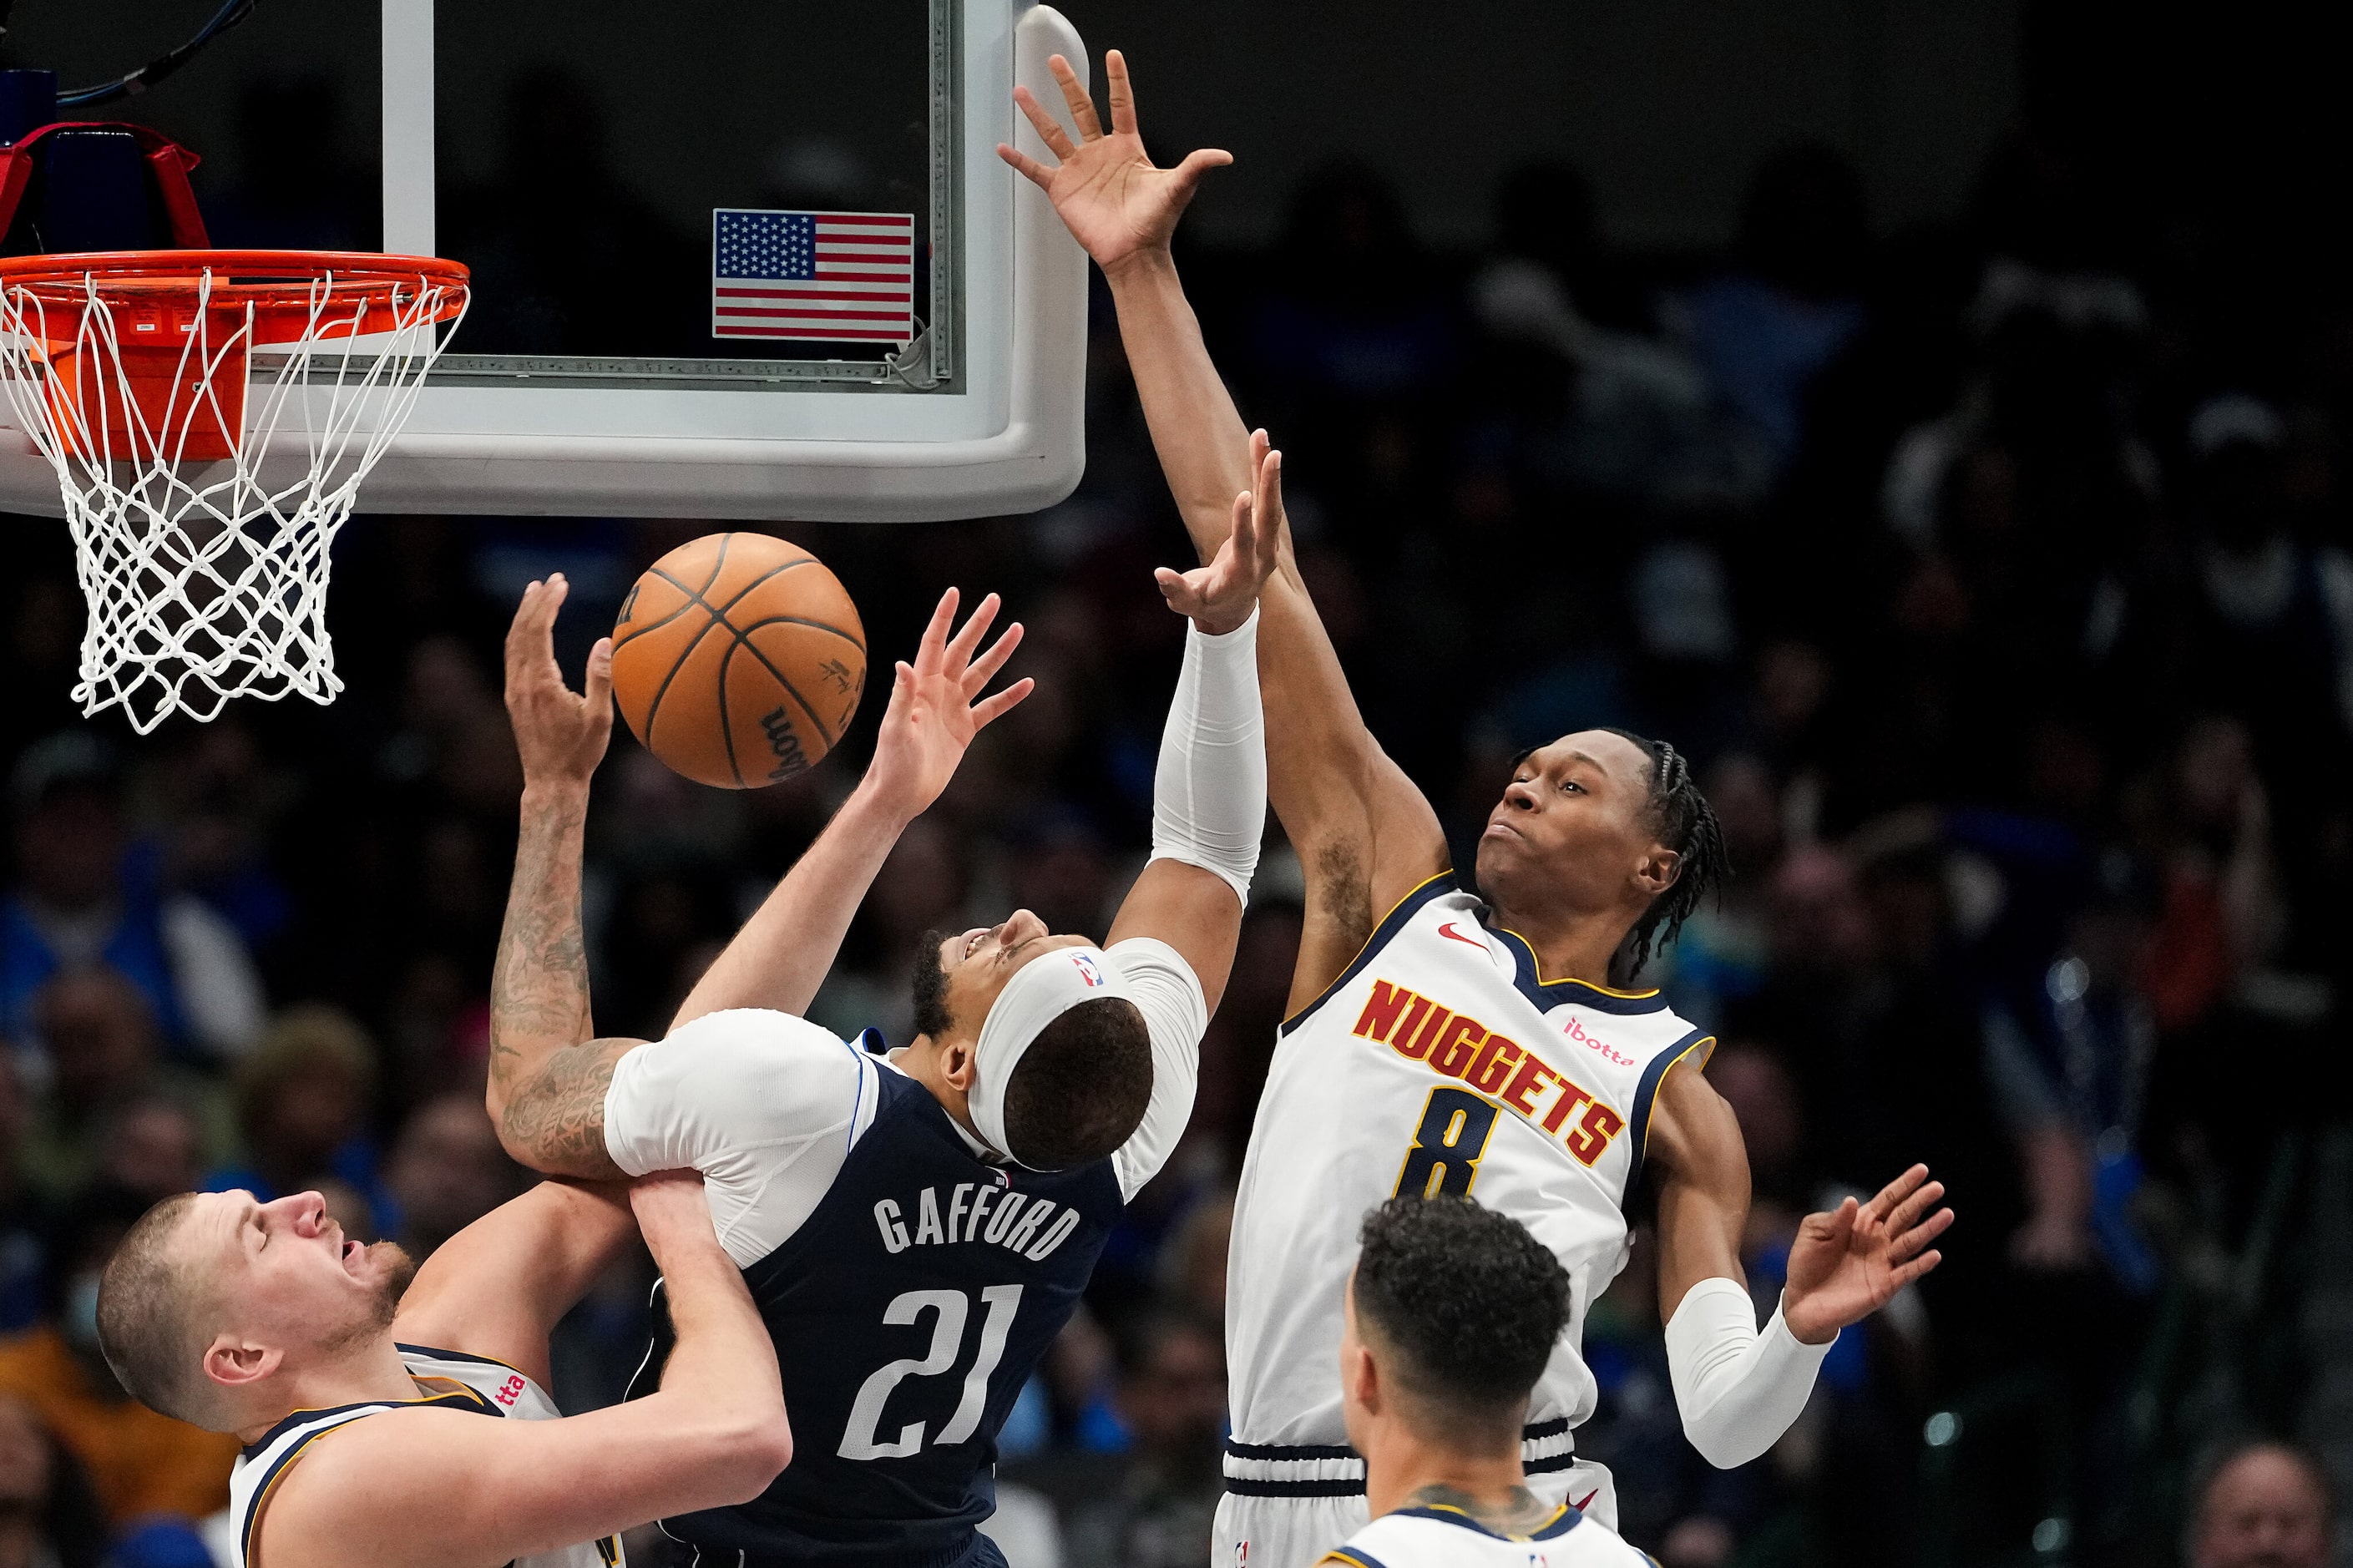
[{"x1": 610, "y1": 533, "x2": 868, "y2": 789}]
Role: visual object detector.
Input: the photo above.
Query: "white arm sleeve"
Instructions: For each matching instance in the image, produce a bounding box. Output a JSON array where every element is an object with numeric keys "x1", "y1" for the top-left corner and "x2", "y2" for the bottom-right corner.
[
  {"x1": 602, "y1": 1009, "x2": 880, "y2": 1268},
  {"x1": 1663, "y1": 1277, "x2": 1835, "y2": 1469},
  {"x1": 1149, "y1": 608, "x2": 1266, "y2": 904},
  {"x1": 1104, "y1": 938, "x2": 1207, "y2": 1201}
]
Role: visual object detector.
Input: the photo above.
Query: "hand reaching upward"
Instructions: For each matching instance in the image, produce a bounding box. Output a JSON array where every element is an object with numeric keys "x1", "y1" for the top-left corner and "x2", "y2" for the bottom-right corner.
[
  {"x1": 1156, "y1": 429, "x2": 1285, "y2": 635},
  {"x1": 997, "y1": 49, "x2": 1232, "y2": 276},
  {"x1": 503, "y1": 574, "x2": 614, "y2": 791},
  {"x1": 1782, "y1": 1164, "x2": 1954, "y2": 1344},
  {"x1": 863, "y1": 589, "x2": 1033, "y2": 824}
]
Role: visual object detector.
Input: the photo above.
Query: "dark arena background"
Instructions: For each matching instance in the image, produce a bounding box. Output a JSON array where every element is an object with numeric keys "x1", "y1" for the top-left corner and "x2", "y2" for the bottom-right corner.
[{"x1": 2, "y1": 2, "x2": 2347, "y2": 1565}]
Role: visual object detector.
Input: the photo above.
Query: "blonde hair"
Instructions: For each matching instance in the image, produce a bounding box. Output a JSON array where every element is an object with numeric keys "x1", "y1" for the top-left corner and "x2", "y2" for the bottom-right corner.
[{"x1": 94, "y1": 1193, "x2": 221, "y2": 1428}]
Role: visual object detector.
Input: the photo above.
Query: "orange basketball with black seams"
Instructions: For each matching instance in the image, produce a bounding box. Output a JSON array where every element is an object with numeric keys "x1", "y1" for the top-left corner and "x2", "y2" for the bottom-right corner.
[{"x1": 610, "y1": 533, "x2": 868, "y2": 789}]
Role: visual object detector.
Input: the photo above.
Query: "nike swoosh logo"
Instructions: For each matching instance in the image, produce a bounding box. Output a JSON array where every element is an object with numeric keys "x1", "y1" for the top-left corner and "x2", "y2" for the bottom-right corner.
[
  {"x1": 1573, "y1": 1489, "x2": 1600, "y2": 1510},
  {"x1": 1438, "y1": 922, "x2": 1488, "y2": 950}
]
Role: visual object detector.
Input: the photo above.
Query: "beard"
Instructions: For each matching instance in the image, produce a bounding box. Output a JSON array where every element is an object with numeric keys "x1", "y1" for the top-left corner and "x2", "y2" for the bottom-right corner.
[
  {"x1": 321, "y1": 1241, "x2": 417, "y2": 1358},
  {"x1": 909, "y1": 929, "x2": 956, "y2": 1040}
]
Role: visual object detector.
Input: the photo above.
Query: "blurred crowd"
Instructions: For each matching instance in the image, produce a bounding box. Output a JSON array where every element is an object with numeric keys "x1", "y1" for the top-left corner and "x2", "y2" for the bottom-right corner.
[{"x1": 6, "y1": 60, "x2": 2353, "y2": 1568}]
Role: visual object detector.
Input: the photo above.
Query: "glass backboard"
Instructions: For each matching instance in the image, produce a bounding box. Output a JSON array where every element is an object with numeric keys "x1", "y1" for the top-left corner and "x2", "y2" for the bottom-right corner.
[{"x1": 0, "y1": 0, "x2": 1090, "y2": 521}]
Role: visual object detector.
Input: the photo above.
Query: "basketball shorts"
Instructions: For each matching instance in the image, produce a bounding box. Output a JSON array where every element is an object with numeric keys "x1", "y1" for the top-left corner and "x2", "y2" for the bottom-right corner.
[{"x1": 1212, "y1": 1457, "x2": 1616, "y2": 1568}]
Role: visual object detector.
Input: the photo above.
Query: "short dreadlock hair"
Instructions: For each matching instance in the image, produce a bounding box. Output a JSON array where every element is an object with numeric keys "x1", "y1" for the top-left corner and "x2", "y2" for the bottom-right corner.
[
  {"x1": 1596, "y1": 729, "x2": 1728, "y2": 975},
  {"x1": 1511, "y1": 730, "x2": 1729, "y2": 978}
]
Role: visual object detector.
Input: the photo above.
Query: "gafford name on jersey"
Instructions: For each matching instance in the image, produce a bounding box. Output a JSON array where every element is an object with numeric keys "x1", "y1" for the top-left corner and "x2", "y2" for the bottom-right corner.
[{"x1": 870, "y1": 1181, "x2": 1085, "y2": 1261}]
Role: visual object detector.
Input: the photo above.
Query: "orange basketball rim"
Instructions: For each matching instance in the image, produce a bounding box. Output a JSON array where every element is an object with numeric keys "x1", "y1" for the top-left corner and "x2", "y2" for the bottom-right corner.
[{"x1": 0, "y1": 250, "x2": 469, "y2": 463}]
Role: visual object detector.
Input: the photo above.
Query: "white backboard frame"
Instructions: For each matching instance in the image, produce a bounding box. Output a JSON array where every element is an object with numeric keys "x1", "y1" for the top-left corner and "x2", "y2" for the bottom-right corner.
[{"x1": 0, "y1": 0, "x2": 1090, "y2": 524}]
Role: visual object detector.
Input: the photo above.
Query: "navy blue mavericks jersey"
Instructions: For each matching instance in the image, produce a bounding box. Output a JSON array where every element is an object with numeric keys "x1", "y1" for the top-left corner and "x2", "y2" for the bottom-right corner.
[{"x1": 629, "y1": 1065, "x2": 1124, "y2": 1566}]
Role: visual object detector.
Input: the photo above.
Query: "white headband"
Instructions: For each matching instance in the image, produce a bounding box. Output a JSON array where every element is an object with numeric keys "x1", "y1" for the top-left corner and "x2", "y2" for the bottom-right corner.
[{"x1": 969, "y1": 943, "x2": 1136, "y2": 1168}]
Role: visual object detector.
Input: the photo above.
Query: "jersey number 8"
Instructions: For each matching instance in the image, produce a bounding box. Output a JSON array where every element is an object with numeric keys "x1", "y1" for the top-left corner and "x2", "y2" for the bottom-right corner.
[{"x1": 1394, "y1": 1086, "x2": 1501, "y2": 1199}]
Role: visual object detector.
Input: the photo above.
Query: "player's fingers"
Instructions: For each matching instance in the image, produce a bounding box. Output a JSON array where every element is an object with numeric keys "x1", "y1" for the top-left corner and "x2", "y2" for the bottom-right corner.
[
  {"x1": 1867, "y1": 1163, "x2": 1931, "y2": 1220},
  {"x1": 1887, "y1": 1180, "x2": 1947, "y2": 1232},
  {"x1": 1823, "y1": 1196, "x2": 1860, "y2": 1243},
  {"x1": 972, "y1": 676, "x2": 1036, "y2": 729},
  {"x1": 1891, "y1": 1250, "x2": 1945, "y2": 1287},
  {"x1": 1257, "y1": 454, "x2": 1287, "y2": 573},
  {"x1": 1169, "y1": 147, "x2": 1234, "y2": 200},
  {"x1": 1229, "y1": 488, "x2": 1258, "y2": 563},
  {"x1": 1047, "y1": 53, "x2": 1103, "y2": 141},
  {"x1": 1010, "y1": 86, "x2": 1077, "y2": 160},
  {"x1": 1105, "y1": 48, "x2": 1139, "y2": 136},
  {"x1": 964, "y1": 621, "x2": 1025, "y2": 695},
  {"x1": 945, "y1": 593, "x2": 1001, "y2": 676},
  {"x1": 1890, "y1": 1206, "x2": 1956, "y2": 1261},
  {"x1": 584, "y1": 636, "x2": 615, "y2": 711},
  {"x1": 503, "y1": 580, "x2": 543, "y2": 668},
  {"x1": 996, "y1": 143, "x2": 1058, "y2": 188},
  {"x1": 915, "y1": 587, "x2": 959, "y2": 673}
]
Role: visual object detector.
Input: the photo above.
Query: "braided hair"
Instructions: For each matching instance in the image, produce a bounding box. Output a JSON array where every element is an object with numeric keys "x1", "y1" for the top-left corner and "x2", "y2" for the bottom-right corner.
[{"x1": 1596, "y1": 730, "x2": 1730, "y2": 977}]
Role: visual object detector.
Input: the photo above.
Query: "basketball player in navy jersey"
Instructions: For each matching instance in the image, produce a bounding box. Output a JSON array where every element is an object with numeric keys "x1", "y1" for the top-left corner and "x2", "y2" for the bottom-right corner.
[
  {"x1": 484, "y1": 533, "x2": 1273, "y2": 1564},
  {"x1": 1004, "y1": 51, "x2": 1952, "y2": 1568}
]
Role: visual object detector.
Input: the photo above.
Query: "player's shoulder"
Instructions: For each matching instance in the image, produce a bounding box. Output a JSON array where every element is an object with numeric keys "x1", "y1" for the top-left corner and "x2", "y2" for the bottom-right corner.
[{"x1": 664, "y1": 1005, "x2": 856, "y2": 1057}]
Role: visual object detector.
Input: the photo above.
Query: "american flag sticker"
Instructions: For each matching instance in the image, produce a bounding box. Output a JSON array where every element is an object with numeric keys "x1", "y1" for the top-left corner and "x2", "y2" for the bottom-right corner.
[{"x1": 711, "y1": 209, "x2": 917, "y2": 343}]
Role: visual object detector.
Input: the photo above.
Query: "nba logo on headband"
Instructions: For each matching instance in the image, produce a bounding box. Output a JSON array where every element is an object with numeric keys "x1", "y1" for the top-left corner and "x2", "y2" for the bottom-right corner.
[{"x1": 1071, "y1": 953, "x2": 1106, "y2": 988}]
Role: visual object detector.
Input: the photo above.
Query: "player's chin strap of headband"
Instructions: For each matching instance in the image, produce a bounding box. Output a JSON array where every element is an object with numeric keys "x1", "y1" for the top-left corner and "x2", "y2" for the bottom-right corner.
[{"x1": 967, "y1": 944, "x2": 1136, "y2": 1169}]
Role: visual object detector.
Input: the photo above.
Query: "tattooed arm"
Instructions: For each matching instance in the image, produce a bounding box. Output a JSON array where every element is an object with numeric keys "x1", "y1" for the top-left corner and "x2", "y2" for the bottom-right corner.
[
  {"x1": 487, "y1": 574, "x2": 635, "y2": 1177},
  {"x1": 498, "y1": 1036, "x2": 638, "y2": 1179}
]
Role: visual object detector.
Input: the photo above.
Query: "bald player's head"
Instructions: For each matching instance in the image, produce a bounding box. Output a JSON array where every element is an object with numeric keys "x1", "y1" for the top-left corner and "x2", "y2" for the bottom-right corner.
[{"x1": 99, "y1": 1189, "x2": 415, "y2": 1432}]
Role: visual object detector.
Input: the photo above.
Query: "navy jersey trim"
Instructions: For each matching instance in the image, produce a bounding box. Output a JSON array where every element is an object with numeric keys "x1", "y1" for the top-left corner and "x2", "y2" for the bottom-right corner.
[
  {"x1": 1226, "y1": 1438, "x2": 1357, "y2": 1461},
  {"x1": 1320, "y1": 1550, "x2": 1393, "y2": 1568},
  {"x1": 238, "y1": 1383, "x2": 497, "y2": 1460},
  {"x1": 1280, "y1": 872, "x2": 1460, "y2": 1036},
  {"x1": 1393, "y1": 1501, "x2": 1583, "y2": 1541},
  {"x1": 1224, "y1": 1415, "x2": 1574, "y2": 1495},
  {"x1": 1227, "y1": 1475, "x2": 1365, "y2": 1498},
  {"x1": 1632, "y1": 1027, "x2": 1717, "y2": 1168},
  {"x1": 392, "y1": 1342, "x2": 525, "y2": 1377},
  {"x1": 1489, "y1": 925, "x2": 1672, "y2": 1015},
  {"x1": 240, "y1": 1387, "x2": 497, "y2": 1560}
]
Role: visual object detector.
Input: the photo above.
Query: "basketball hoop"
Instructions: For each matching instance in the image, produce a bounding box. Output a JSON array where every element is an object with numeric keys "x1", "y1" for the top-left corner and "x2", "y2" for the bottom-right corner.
[{"x1": 0, "y1": 250, "x2": 468, "y2": 733}]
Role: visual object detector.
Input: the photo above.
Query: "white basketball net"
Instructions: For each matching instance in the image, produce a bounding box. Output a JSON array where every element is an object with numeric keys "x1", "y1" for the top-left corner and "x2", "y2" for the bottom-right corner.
[{"x1": 0, "y1": 265, "x2": 467, "y2": 734}]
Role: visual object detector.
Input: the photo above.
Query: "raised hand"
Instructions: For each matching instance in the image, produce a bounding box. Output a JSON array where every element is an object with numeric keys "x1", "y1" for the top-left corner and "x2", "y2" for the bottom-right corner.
[
  {"x1": 1782, "y1": 1164, "x2": 1953, "y2": 1344},
  {"x1": 997, "y1": 49, "x2": 1232, "y2": 276},
  {"x1": 503, "y1": 574, "x2": 614, "y2": 790},
  {"x1": 1156, "y1": 428, "x2": 1285, "y2": 635},
  {"x1": 864, "y1": 589, "x2": 1034, "y2": 822}
]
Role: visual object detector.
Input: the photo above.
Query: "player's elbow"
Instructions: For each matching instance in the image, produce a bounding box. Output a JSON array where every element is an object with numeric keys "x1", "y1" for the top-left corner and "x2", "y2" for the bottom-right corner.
[
  {"x1": 705, "y1": 1410, "x2": 794, "y2": 1502},
  {"x1": 1680, "y1": 1412, "x2": 1766, "y2": 1471}
]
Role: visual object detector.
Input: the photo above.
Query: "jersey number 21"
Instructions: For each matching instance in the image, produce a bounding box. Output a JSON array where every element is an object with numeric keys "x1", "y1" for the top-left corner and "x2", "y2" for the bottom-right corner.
[{"x1": 838, "y1": 1285, "x2": 1024, "y2": 1460}]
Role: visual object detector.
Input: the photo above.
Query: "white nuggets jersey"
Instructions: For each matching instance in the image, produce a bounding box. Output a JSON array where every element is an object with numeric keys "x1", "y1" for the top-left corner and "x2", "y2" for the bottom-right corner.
[
  {"x1": 228, "y1": 1343, "x2": 622, "y2": 1568},
  {"x1": 1321, "y1": 1504, "x2": 1657, "y2": 1568},
  {"x1": 1227, "y1": 875, "x2": 1713, "y2": 1488}
]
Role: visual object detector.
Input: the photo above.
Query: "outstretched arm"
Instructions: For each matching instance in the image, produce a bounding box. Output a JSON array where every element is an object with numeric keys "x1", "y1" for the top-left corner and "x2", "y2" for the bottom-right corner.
[
  {"x1": 490, "y1": 583, "x2": 1030, "y2": 1180},
  {"x1": 261, "y1": 1176, "x2": 792, "y2": 1568},
  {"x1": 670, "y1": 588, "x2": 1031, "y2": 1028},
  {"x1": 1004, "y1": 53, "x2": 1447, "y2": 1011},
  {"x1": 485, "y1": 574, "x2": 610, "y2": 1132},
  {"x1": 1650, "y1": 1064, "x2": 1952, "y2": 1468}
]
